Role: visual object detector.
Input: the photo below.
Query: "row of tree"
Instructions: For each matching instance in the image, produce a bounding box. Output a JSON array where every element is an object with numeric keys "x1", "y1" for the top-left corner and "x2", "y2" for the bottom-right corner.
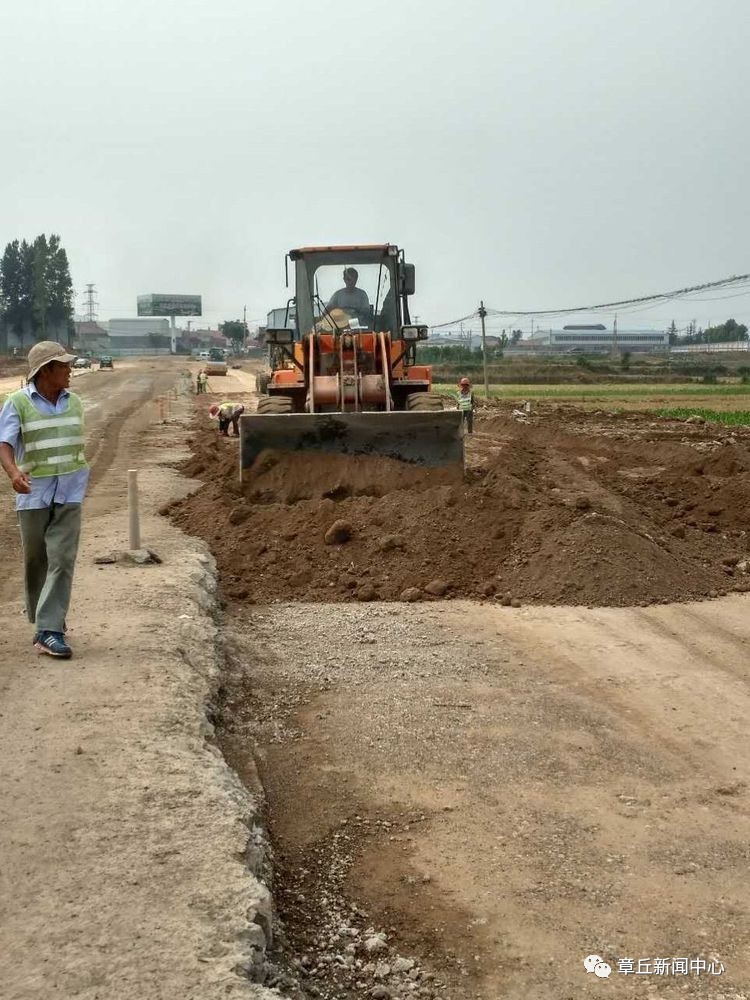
[
  {"x1": 669, "y1": 318, "x2": 748, "y2": 345},
  {"x1": 0, "y1": 234, "x2": 74, "y2": 341},
  {"x1": 417, "y1": 331, "x2": 523, "y2": 364}
]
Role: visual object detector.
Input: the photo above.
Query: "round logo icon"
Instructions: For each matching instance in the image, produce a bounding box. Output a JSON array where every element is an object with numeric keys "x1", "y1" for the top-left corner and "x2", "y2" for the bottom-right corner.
[{"x1": 584, "y1": 954, "x2": 604, "y2": 973}]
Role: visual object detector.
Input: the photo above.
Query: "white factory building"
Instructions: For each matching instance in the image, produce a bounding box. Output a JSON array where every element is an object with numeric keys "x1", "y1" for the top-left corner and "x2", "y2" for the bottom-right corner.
[
  {"x1": 104, "y1": 317, "x2": 172, "y2": 353},
  {"x1": 526, "y1": 324, "x2": 669, "y2": 353}
]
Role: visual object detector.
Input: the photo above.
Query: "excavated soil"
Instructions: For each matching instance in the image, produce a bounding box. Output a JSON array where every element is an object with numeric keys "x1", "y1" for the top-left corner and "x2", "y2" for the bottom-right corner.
[{"x1": 165, "y1": 406, "x2": 750, "y2": 606}]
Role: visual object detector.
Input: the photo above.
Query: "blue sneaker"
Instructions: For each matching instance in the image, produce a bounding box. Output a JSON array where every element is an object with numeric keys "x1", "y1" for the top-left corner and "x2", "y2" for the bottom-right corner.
[
  {"x1": 35, "y1": 631, "x2": 72, "y2": 659},
  {"x1": 32, "y1": 622, "x2": 66, "y2": 645}
]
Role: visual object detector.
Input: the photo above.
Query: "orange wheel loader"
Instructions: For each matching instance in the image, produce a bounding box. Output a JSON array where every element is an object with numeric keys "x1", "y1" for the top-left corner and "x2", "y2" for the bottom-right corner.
[{"x1": 240, "y1": 244, "x2": 463, "y2": 472}]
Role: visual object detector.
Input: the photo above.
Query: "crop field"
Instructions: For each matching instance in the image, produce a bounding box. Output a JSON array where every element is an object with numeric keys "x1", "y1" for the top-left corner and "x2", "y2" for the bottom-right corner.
[
  {"x1": 435, "y1": 381, "x2": 750, "y2": 412},
  {"x1": 655, "y1": 406, "x2": 750, "y2": 425}
]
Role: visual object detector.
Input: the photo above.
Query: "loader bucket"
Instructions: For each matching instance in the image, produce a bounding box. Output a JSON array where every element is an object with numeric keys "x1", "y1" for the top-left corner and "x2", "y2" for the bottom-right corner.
[{"x1": 239, "y1": 411, "x2": 464, "y2": 473}]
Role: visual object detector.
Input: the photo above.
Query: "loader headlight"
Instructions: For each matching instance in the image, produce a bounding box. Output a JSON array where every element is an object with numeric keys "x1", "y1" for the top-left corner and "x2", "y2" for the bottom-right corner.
[{"x1": 402, "y1": 325, "x2": 428, "y2": 341}]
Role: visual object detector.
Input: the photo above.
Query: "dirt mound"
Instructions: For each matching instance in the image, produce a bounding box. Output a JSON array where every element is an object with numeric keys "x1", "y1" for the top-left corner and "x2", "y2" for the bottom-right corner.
[
  {"x1": 241, "y1": 449, "x2": 462, "y2": 506},
  {"x1": 165, "y1": 410, "x2": 750, "y2": 606}
]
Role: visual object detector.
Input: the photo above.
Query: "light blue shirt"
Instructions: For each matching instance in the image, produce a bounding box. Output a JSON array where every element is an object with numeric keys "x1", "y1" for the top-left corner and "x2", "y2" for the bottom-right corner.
[{"x1": 0, "y1": 381, "x2": 90, "y2": 511}]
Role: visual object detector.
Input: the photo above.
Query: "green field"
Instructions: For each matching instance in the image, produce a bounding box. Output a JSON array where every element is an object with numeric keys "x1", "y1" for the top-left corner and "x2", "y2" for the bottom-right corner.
[{"x1": 654, "y1": 407, "x2": 750, "y2": 426}]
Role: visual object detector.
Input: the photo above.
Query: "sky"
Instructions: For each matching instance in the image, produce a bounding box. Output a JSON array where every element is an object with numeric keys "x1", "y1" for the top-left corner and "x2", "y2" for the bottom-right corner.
[{"x1": 2, "y1": 0, "x2": 748, "y2": 335}]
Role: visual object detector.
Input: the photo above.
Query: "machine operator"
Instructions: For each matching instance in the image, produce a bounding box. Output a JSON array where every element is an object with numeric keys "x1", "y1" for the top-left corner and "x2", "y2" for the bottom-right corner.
[{"x1": 326, "y1": 268, "x2": 371, "y2": 327}]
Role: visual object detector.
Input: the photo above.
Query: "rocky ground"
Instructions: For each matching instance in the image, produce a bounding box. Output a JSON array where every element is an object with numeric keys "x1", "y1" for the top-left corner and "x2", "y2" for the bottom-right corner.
[{"x1": 219, "y1": 597, "x2": 750, "y2": 1000}]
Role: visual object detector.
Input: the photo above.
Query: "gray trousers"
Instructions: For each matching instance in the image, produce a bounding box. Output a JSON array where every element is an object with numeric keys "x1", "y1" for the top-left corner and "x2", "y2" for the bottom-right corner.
[{"x1": 17, "y1": 503, "x2": 82, "y2": 634}]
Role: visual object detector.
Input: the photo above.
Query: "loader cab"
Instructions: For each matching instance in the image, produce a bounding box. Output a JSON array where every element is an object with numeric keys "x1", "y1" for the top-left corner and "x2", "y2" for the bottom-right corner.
[{"x1": 289, "y1": 244, "x2": 412, "y2": 338}]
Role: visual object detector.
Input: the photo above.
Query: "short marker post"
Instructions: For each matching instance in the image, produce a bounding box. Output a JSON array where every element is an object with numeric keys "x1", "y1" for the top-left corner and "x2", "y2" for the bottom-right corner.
[{"x1": 128, "y1": 469, "x2": 141, "y2": 550}]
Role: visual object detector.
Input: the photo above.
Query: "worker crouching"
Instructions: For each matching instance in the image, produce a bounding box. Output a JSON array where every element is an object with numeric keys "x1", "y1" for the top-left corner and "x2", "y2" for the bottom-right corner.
[
  {"x1": 456, "y1": 377, "x2": 476, "y2": 434},
  {"x1": 210, "y1": 401, "x2": 245, "y2": 437}
]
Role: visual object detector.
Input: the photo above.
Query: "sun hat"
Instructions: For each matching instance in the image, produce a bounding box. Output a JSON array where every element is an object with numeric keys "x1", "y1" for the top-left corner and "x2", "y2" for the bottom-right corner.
[{"x1": 27, "y1": 341, "x2": 76, "y2": 381}]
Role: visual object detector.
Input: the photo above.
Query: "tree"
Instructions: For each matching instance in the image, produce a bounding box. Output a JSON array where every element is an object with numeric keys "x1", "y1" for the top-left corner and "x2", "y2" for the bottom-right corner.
[
  {"x1": 511, "y1": 329, "x2": 522, "y2": 345},
  {"x1": 1, "y1": 240, "x2": 30, "y2": 334},
  {"x1": 220, "y1": 319, "x2": 246, "y2": 352},
  {"x1": 678, "y1": 318, "x2": 748, "y2": 346},
  {"x1": 0, "y1": 233, "x2": 74, "y2": 341},
  {"x1": 31, "y1": 234, "x2": 50, "y2": 336},
  {"x1": 47, "y1": 234, "x2": 74, "y2": 338}
]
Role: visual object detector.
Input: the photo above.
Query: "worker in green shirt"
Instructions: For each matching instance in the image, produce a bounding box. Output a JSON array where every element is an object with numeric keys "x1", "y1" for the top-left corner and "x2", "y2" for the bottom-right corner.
[
  {"x1": 209, "y1": 401, "x2": 245, "y2": 437},
  {"x1": 456, "y1": 377, "x2": 476, "y2": 434}
]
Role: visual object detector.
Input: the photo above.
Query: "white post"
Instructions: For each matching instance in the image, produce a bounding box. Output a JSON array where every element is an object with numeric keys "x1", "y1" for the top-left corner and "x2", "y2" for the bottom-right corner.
[{"x1": 128, "y1": 469, "x2": 141, "y2": 550}]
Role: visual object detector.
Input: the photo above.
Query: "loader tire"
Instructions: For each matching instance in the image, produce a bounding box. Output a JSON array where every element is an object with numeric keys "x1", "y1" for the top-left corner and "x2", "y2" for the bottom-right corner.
[
  {"x1": 405, "y1": 392, "x2": 444, "y2": 412},
  {"x1": 256, "y1": 394, "x2": 294, "y2": 414}
]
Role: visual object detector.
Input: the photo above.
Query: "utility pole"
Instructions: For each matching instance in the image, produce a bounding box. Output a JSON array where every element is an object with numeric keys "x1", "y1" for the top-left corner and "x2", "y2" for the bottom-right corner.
[
  {"x1": 611, "y1": 312, "x2": 619, "y2": 360},
  {"x1": 479, "y1": 300, "x2": 489, "y2": 398},
  {"x1": 83, "y1": 283, "x2": 98, "y2": 323}
]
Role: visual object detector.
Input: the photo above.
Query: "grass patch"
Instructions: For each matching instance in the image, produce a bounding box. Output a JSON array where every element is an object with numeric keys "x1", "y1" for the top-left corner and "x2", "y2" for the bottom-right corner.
[{"x1": 655, "y1": 407, "x2": 750, "y2": 426}]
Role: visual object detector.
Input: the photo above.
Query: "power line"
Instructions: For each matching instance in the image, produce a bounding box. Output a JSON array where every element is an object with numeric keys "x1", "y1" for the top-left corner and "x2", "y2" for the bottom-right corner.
[
  {"x1": 429, "y1": 271, "x2": 750, "y2": 329},
  {"x1": 486, "y1": 273, "x2": 750, "y2": 317}
]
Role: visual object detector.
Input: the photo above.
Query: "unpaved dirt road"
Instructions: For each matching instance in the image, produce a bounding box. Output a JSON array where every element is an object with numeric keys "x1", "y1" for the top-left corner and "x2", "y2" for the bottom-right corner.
[
  {"x1": 0, "y1": 359, "x2": 280, "y2": 1000},
  {"x1": 222, "y1": 597, "x2": 750, "y2": 999}
]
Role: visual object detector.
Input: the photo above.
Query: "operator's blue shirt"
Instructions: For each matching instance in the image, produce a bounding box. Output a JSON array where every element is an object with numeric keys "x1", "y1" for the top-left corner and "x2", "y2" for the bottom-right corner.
[{"x1": 0, "y1": 381, "x2": 90, "y2": 510}]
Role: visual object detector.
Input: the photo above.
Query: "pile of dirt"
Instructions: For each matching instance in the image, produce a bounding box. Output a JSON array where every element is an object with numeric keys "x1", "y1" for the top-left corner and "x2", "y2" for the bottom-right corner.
[{"x1": 165, "y1": 411, "x2": 750, "y2": 606}]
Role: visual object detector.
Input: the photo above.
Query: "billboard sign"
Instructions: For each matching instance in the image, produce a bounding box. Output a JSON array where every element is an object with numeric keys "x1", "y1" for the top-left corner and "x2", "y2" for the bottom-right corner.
[{"x1": 137, "y1": 294, "x2": 202, "y2": 317}]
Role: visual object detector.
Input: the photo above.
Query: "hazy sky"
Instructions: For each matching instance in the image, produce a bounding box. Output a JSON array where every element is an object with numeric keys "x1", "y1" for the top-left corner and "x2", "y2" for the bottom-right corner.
[{"x1": 2, "y1": 0, "x2": 748, "y2": 334}]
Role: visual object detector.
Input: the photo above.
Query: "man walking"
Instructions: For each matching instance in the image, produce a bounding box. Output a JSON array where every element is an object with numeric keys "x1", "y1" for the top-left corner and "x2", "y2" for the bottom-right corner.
[
  {"x1": 0, "y1": 342, "x2": 89, "y2": 659},
  {"x1": 456, "y1": 377, "x2": 476, "y2": 434}
]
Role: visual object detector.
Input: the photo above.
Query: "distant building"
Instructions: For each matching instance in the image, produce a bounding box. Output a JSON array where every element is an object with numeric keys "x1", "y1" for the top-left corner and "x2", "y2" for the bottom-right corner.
[
  {"x1": 106, "y1": 317, "x2": 171, "y2": 353},
  {"x1": 73, "y1": 321, "x2": 109, "y2": 353},
  {"x1": 1, "y1": 318, "x2": 71, "y2": 353},
  {"x1": 267, "y1": 305, "x2": 297, "y2": 331},
  {"x1": 525, "y1": 325, "x2": 669, "y2": 354},
  {"x1": 183, "y1": 327, "x2": 229, "y2": 352}
]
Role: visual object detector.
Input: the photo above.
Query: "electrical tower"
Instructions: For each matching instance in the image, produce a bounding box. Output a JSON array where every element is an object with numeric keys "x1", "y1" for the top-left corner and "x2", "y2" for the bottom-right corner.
[{"x1": 82, "y1": 284, "x2": 98, "y2": 323}]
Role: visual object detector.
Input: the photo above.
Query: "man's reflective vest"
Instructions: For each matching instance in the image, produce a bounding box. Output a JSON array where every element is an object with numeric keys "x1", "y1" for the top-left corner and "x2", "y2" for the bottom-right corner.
[{"x1": 10, "y1": 390, "x2": 88, "y2": 478}]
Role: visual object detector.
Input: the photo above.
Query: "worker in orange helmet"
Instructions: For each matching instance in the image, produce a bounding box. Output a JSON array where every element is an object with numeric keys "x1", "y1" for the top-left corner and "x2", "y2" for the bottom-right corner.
[
  {"x1": 456, "y1": 377, "x2": 476, "y2": 434},
  {"x1": 210, "y1": 401, "x2": 245, "y2": 436}
]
